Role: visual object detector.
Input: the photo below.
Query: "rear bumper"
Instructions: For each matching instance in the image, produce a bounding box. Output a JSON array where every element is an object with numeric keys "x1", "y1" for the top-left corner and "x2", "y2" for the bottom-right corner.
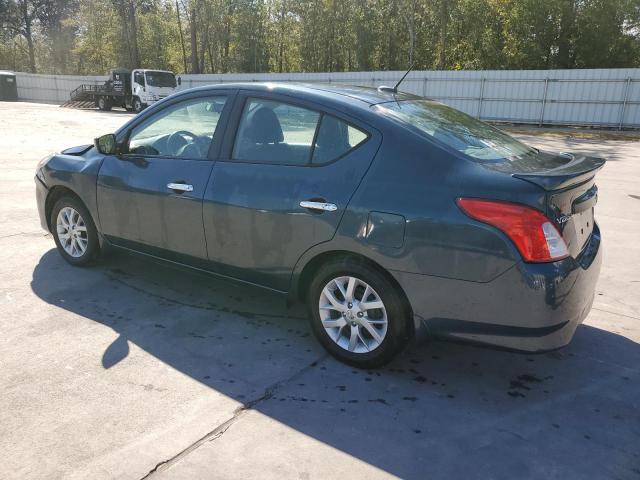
[{"x1": 392, "y1": 223, "x2": 602, "y2": 352}]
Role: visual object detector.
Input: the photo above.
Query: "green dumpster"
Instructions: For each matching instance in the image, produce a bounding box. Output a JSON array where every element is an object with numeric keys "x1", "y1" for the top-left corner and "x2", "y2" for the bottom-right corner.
[{"x1": 0, "y1": 71, "x2": 18, "y2": 101}]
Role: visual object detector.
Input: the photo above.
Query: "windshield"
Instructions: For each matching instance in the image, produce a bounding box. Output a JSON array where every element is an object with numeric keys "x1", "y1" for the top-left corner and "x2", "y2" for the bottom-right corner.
[
  {"x1": 145, "y1": 71, "x2": 176, "y2": 88},
  {"x1": 376, "y1": 100, "x2": 538, "y2": 163}
]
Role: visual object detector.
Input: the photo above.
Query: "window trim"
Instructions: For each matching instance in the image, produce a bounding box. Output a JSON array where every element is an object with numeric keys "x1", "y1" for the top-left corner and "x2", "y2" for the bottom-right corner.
[
  {"x1": 221, "y1": 91, "x2": 372, "y2": 168},
  {"x1": 120, "y1": 91, "x2": 236, "y2": 162}
]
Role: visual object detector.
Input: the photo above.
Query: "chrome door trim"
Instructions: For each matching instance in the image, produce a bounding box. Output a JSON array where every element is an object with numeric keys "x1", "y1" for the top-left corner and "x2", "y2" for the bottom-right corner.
[
  {"x1": 299, "y1": 201, "x2": 337, "y2": 212},
  {"x1": 167, "y1": 183, "x2": 194, "y2": 192}
]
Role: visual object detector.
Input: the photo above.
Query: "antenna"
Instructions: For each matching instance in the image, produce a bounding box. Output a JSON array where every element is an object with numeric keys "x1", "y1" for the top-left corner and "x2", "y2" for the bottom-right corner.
[
  {"x1": 393, "y1": 62, "x2": 414, "y2": 92},
  {"x1": 377, "y1": 62, "x2": 415, "y2": 94}
]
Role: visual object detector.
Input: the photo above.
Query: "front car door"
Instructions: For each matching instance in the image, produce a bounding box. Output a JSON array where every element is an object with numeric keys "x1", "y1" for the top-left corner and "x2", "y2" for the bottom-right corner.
[
  {"x1": 97, "y1": 93, "x2": 232, "y2": 263},
  {"x1": 203, "y1": 92, "x2": 381, "y2": 291}
]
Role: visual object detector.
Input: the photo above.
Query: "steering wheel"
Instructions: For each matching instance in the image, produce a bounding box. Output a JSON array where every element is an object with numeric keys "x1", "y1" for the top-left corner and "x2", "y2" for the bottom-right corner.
[{"x1": 167, "y1": 130, "x2": 197, "y2": 156}]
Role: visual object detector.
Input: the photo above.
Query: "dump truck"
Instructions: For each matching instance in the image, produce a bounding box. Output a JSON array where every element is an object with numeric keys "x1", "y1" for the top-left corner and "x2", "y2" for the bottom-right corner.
[{"x1": 65, "y1": 68, "x2": 181, "y2": 112}]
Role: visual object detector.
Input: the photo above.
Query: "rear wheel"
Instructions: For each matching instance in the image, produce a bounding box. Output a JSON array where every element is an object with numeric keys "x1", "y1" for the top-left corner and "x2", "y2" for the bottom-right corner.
[
  {"x1": 97, "y1": 97, "x2": 112, "y2": 111},
  {"x1": 307, "y1": 258, "x2": 411, "y2": 368},
  {"x1": 51, "y1": 196, "x2": 100, "y2": 266}
]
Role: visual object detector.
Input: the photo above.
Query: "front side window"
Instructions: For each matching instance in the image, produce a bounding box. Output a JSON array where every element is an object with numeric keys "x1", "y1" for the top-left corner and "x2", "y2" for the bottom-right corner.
[
  {"x1": 377, "y1": 100, "x2": 538, "y2": 164},
  {"x1": 134, "y1": 72, "x2": 144, "y2": 85},
  {"x1": 128, "y1": 96, "x2": 227, "y2": 159},
  {"x1": 233, "y1": 98, "x2": 320, "y2": 165}
]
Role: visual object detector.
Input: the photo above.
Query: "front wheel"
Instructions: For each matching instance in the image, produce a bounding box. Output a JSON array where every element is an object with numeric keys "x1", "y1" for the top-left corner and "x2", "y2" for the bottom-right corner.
[
  {"x1": 132, "y1": 97, "x2": 144, "y2": 113},
  {"x1": 51, "y1": 196, "x2": 100, "y2": 266},
  {"x1": 307, "y1": 258, "x2": 411, "y2": 368}
]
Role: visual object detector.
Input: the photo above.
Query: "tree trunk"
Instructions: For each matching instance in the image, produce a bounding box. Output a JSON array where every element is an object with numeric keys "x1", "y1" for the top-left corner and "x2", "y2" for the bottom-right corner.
[
  {"x1": 557, "y1": 0, "x2": 576, "y2": 68},
  {"x1": 19, "y1": 1, "x2": 36, "y2": 72},
  {"x1": 175, "y1": 0, "x2": 188, "y2": 72},
  {"x1": 438, "y1": 0, "x2": 448, "y2": 69},
  {"x1": 278, "y1": 0, "x2": 286, "y2": 73},
  {"x1": 189, "y1": 1, "x2": 200, "y2": 74},
  {"x1": 25, "y1": 30, "x2": 36, "y2": 73},
  {"x1": 128, "y1": 1, "x2": 140, "y2": 68},
  {"x1": 403, "y1": 0, "x2": 416, "y2": 67}
]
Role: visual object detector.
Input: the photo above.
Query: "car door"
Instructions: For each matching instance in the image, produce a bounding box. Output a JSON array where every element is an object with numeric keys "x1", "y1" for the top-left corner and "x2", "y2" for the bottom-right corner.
[
  {"x1": 202, "y1": 92, "x2": 381, "y2": 291},
  {"x1": 97, "y1": 93, "x2": 232, "y2": 263}
]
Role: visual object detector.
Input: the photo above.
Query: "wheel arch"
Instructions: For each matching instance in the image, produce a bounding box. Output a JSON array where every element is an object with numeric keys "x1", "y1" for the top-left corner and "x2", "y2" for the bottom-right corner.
[
  {"x1": 44, "y1": 186, "x2": 87, "y2": 232},
  {"x1": 293, "y1": 250, "x2": 415, "y2": 336}
]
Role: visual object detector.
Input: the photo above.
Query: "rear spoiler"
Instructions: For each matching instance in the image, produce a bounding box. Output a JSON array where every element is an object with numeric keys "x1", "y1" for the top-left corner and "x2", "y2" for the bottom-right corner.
[{"x1": 512, "y1": 155, "x2": 606, "y2": 191}]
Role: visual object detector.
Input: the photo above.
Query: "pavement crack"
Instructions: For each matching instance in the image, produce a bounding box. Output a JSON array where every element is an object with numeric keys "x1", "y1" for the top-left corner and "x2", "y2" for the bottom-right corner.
[
  {"x1": 140, "y1": 354, "x2": 327, "y2": 479},
  {"x1": 0, "y1": 230, "x2": 46, "y2": 240},
  {"x1": 591, "y1": 306, "x2": 640, "y2": 321}
]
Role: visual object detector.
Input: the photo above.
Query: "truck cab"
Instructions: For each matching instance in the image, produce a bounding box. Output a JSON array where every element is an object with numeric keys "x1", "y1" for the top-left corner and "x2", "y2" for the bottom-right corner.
[
  {"x1": 86, "y1": 68, "x2": 180, "y2": 113},
  {"x1": 130, "y1": 69, "x2": 179, "y2": 111}
]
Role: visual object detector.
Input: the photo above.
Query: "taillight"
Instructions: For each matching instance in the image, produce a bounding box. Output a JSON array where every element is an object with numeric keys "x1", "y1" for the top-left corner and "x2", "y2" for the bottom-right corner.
[{"x1": 456, "y1": 198, "x2": 569, "y2": 263}]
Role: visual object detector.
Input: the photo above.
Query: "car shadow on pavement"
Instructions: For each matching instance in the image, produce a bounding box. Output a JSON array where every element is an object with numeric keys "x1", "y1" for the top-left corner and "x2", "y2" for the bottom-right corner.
[{"x1": 30, "y1": 249, "x2": 640, "y2": 479}]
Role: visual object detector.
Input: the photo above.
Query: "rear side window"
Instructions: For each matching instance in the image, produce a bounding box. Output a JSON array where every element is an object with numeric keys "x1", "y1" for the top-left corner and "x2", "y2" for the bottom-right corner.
[
  {"x1": 233, "y1": 98, "x2": 320, "y2": 165},
  {"x1": 232, "y1": 97, "x2": 369, "y2": 166},
  {"x1": 311, "y1": 116, "x2": 368, "y2": 164}
]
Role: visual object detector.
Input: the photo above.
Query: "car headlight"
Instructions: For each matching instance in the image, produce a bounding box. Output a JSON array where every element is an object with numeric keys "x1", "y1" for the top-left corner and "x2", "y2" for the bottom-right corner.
[
  {"x1": 36, "y1": 153, "x2": 53, "y2": 170},
  {"x1": 36, "y1": 154, "x2": 53, "y2": 183}
]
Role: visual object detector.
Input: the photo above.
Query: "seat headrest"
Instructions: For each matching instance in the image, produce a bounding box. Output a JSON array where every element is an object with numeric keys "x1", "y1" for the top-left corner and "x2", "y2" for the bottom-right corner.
[{"x1": 245, "y1": 107, "x2": 284, "y2": 144}]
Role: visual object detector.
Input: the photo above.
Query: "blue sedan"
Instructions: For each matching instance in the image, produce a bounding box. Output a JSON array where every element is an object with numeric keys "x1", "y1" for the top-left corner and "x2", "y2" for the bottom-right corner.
[{"x1": 35, "y1": 83, "x2": 604, "y2": 367}]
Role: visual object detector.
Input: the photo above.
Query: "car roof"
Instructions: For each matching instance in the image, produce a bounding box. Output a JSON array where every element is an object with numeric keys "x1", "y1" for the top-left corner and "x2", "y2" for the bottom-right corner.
[{"x1": 184, "y1": 82, "x2": 421, "y2": 108}]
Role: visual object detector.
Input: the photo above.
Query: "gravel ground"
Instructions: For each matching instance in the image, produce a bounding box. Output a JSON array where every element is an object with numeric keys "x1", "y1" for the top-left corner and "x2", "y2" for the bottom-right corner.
[{"x1": 0, "y1": 102, "x2": 638, "y2": 480}]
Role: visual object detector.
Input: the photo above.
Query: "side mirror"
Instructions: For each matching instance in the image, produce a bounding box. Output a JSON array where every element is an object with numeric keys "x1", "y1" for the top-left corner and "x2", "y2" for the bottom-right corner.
[
  {"x1": 177, "y1": 76, "x2": 182, "y2": 86},
  {"x1": 94, "y1": 134, "x2": 118, "y2": 155}
]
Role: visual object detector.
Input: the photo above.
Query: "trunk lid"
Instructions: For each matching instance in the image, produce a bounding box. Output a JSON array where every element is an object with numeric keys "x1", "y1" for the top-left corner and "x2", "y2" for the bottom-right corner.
[{"x1": 511, "y1": 152, "x2": 605, "y2": 258}]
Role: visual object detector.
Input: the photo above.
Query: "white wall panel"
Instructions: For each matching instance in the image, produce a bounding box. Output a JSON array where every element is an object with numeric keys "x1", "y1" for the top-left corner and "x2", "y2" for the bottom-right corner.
[{"x1": 12, "y1": 69, "x2": 640, "y2": 128}]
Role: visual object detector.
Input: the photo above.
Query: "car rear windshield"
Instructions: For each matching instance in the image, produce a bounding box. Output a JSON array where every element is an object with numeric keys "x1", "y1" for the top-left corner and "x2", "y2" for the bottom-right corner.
[{"x1": 376, "y1": 100, "x2": 541, "y2": 165}]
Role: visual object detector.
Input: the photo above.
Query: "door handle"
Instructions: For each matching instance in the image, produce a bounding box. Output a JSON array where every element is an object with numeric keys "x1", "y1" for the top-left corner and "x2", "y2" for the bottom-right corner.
[
  {"x1": 299, "y1": 200, "x2": 337, "y2": 212},
  {"x1": 167, "y1": 182, "x2": 193, "y2": 192}
]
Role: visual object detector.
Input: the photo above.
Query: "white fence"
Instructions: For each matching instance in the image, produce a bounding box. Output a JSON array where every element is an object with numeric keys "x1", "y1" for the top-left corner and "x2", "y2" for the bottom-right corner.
[{"x1": 12, "y1": 68, "x2": 640, "y2": 128}]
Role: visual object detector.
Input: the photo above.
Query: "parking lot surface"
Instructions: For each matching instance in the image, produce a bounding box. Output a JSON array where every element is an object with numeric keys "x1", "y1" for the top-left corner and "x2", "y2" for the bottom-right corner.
[{"x1": 1, "y1": 102, "x2": 639, "y2": 479}]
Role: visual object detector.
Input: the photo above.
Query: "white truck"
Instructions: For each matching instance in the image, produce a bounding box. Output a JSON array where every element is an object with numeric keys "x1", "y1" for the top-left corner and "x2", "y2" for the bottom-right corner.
[{"x1": 68, "y1": 68, "x2": 181, "y2": 113}]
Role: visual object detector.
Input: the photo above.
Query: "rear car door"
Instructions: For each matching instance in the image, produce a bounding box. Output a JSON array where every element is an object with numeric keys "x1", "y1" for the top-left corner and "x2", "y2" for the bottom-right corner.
[
  {"x1": 203, "y1": 92, "x2": 381, "y2": 291},
  {"x1": 97, "y1": 93, "x2": 232, "y2": 262}
]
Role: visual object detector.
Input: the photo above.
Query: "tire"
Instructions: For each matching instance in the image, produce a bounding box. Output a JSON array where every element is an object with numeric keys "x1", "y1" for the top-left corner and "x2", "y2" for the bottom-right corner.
[
  {"x1": 307, "y1": 257, "x2": 411, "y2": 368},
  {"x1": 133, "y1": 97, "x2": 143, "y2": 113},
  {"x1": 51, "y1": 195, "x2": 100, "y2": 266},
  {"x1": 97, "y1": 97, "x2": 112, "y2": 111}
]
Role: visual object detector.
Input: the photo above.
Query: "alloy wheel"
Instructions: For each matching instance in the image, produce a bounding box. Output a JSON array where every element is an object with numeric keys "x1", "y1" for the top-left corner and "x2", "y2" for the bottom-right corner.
[
  {"x1": 56, "y1": 206, "x2": 88, "y2": 258},
  {"x1": 318, "y1": 276, "x2": 388, "y2": 353}
]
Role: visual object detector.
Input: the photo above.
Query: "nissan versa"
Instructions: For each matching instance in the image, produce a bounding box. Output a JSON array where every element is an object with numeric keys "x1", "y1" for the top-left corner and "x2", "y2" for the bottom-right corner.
[{"x1": 35, "y1": 83, "x2": 604, "y2": 367}]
